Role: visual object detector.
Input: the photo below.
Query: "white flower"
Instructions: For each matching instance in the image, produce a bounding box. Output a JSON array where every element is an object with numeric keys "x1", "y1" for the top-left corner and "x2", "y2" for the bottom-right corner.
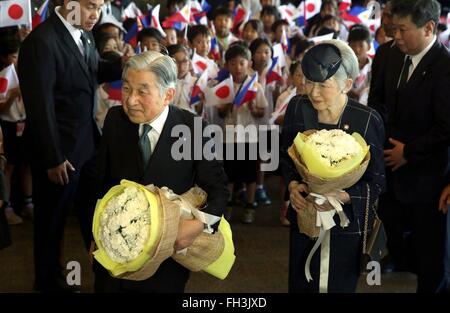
[
  {"x1": 99, "y1": 186, "x2": 151, "y2": 263},
  {"x1": 306, "y1": 129, "x2": 362, "y2": 167}
]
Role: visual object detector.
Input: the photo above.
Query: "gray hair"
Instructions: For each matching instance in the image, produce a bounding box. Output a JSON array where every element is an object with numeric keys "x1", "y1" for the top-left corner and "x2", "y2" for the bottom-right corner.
[
  {"x1": 323, "y1": 39, "x2": 359, "y2": 89},
  {"x1": 122, "y1": 51, "x2": 177, "y2": 97}
]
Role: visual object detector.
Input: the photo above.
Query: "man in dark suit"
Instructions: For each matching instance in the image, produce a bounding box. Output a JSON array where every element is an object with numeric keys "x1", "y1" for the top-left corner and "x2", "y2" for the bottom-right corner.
[
  {"x1": 368, "y1": 0, "x2": 450, "y2": 292},
  {"x1": 18, "y1": 0, "x2": 122, "y2": 292},
  {"x1": 92, "y1": 51, "x2": 228, "y2": 292}
]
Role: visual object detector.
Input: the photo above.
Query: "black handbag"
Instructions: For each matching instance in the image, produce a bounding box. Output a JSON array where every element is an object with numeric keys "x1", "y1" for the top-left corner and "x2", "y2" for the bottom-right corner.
[{"x1": 361, "y1": 184, "x2": 388, "y2": 273}]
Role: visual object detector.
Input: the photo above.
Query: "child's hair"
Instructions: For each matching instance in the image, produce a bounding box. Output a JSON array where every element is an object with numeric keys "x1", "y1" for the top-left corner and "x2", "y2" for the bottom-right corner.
[
  {"x1": 243, "y1": 19, "x2": 264, "y2": 34},
  {"x1": 225, "y1": 43, "x2": 251, "y2": 62},
  {"x1": 248, "y1": 37, "x2": 273, "y2": 58},
  {"x1": 137, "y1": 27, "x2": 163, "y2": 43},
  {"x1": 271, "y1": 19, "x2": 290, "y2": 33},
  {"x1": 291, "y1": 38, "x2": 314, "y2": 60},
  {"x1": 167, "y1": 44, "x2": 189, "y2": 57},
  {"x1": 100, "y1": 50, "x2": 122, "y2": 63},
  {"x1": 210, "y1": 6, "x2": 232, "y2": 21},
  {"x1": 94, "y1": 32, "x2": 118, "y2": 53},
  {"x1": 289, "y1": 60, "x2": 302, "y2": 76},
  {"x1": 0, "y1": 36, "x2": 20, "y2": 56},
  {"x1": 317, "y1": 27, "x2": 338, "y2": 38},
  {"x1": 122, "y1": 18, "x2": 137, "y2": 33},
  {"x1": 348, "y1": 24, "x2": 371, "y2": 45},
  {"x1": 187, "y1": 25, "x2": 210, "y2": 43},
  {"x1": 260, "y1": 5, "x2": 281, "y2": 20}
]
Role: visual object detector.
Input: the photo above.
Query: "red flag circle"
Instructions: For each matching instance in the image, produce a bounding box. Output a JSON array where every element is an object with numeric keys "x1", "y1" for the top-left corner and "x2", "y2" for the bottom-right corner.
[
  {"x1": 8, "y1": 4, "x2": 24, "y2": 20},
  {"x1": 0, "y1": 78, "x2": 8, "y2": 94},
  {"x1": 307, "y1": 4, "x2": 316, "y2": 13},
  {"x1": 215, "y1": 86, "x2": 230, "y2": 99}
]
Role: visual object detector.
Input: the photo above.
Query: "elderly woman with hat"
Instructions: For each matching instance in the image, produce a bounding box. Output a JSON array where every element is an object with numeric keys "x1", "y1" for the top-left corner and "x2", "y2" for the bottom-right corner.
[{"x1": 280, "y1": 40, "x2": 386, "y2": 293}]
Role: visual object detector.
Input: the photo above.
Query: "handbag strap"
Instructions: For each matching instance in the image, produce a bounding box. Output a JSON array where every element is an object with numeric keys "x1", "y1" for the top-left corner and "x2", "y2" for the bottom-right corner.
[{"x1": 362, "y1": 183, "x2": 370, "y2": 254}]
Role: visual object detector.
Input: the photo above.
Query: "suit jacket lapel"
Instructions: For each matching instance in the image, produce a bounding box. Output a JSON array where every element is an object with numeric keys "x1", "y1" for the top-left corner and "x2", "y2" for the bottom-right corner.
[
  {"x1": 119, "y1": 109, "x2": 144, "y2": 175},
  {"x1": 403, "y1": 40, "x2": 440, "y2": 91},
  {"x1": 50, "y1": 13, "x2": 92, "y2": 83},
  {"x1": 387, "y1": 47, "x2": 404, "y2": 106}
]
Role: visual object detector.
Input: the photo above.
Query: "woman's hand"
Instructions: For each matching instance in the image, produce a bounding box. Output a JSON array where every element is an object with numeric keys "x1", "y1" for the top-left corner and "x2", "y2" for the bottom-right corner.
[{"x1": 288, "y1": 181, "x2": 309, "y2": 213}]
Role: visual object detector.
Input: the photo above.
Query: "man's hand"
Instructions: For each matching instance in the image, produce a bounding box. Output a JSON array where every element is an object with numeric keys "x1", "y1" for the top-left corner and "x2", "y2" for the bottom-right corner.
[
  {"x1": 384, "y1": 138, "x2": 408, "y2": 171},
  {"x1": 47, "y1": 160, "x2": 75, "y2": 185},
  {"x1": 438, "y1": 184, "x2": 450, "y2": 214},
  {"x1": 288, "y1": 181, "x2": 309, "y2": 214},
  {"x1": 88, "y1": 240, "x2": 96, "y2": 268},
  {"x1": 174, "y1": 219, "x2": 204, "y2": 251}
]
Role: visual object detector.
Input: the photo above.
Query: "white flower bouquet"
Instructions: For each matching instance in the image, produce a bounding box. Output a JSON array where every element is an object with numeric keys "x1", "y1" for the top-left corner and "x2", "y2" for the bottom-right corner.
[
  {"x1": 92, "y1": 180, "x2": 235, "y2": 281},
  {"x1": 288, "y1": 129, "x2": 370, "y2": 238},
  {"x1": 288, "y1": 129, "x2": 371, "y2": 290}
]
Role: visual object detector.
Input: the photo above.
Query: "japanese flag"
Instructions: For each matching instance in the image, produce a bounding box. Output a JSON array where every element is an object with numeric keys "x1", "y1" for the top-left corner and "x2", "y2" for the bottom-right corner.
[
  {"x1": 0, "y1": 64, "x2": 19, "y2": 98},
  {"x1": 0, "y1": 0, "x2": 32, "y2": 28},
  {"x1": 304, "y1": 0, "x2": 321, "y2": 20},
  {"x1": 205, "y1": 75, "x2": 234, "y2": 107}
]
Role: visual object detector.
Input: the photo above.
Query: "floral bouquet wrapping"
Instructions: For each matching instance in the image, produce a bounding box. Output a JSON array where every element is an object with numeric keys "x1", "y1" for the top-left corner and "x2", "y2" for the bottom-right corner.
[
  {"x1": 92, "y1": 180, "x2": 235, "y2": 281},
  {"x1": 288, "y1": 129, "x2": 370, "y2": 238}
]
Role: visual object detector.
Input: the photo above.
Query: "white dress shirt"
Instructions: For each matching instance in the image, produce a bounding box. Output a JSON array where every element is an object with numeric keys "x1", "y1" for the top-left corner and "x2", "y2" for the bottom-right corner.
[
  {"x1": 405, "y1": 35, "x2": 437, "y2": 81},
  {"x1": 138, "y1": 105, "x2": 169, "y2": 154},
  {"x1": 55, "y1": 6, "x2": 84, "y2": 56}
]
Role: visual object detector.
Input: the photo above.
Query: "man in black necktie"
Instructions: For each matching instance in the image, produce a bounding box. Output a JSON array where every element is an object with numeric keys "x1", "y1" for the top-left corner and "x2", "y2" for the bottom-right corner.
[
  {"x1": 368, "y1": 0, "x2": 450, "y2": 292},
  {"x1": 18, "y1": 0, "x2": 122, "y2": 292},
  {"x1": 92, "y1": 51, "x2": 228, "y2": 293}
]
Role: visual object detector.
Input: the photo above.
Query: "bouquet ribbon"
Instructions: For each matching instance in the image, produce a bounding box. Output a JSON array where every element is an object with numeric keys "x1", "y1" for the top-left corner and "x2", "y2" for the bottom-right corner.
[{"x1": 304, "y1": 191, "x2": 350, "y2": 293}]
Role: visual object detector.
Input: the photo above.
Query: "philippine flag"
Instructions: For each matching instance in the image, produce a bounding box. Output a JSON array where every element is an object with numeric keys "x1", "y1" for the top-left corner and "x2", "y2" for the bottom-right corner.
[
  {"x1": 150, "y1": 4, "x2": 166, "y2": 37},
  {"x1": 190, "y1": 70, "x2": 208, "y2": 106},
  {"x1": 281, "y1": 27, "x2": 289, "y2": 53},
  {"x1": 205, "y1": 73, "x2": 234, "y2": 107},
  {"x1": 166, "y1": 2, "x2": 191, "y2": 24},
  {"x1": 266, "y1": 56, "x2": 283, "y2": 85},
  {"x1": 32, "y1": 0, "x2": 49, "y2": 29},
  {"x1": 107, "y1": 80, "x2": 123, "y2": 101},
  {"x1": 339, "y1": 0, "x2": 352, "y2": 12},
  {"x1": 192, "y1": 51, "x2": 208, "y2": 75},
  {"x1": 0, "y1": 0, "x2": 32, "y2": 28},
  {"x1": 121, "y1": 2, "x2": 143, "y2": 21},
  {"x1": 233, "y1": 72, "x2": 258, "y2": 107},
  {"x1": 124, "y1": 16, "x2": 144, "y2": 47},
  {"x1": 0, "y1": 64, "x2": 19, "y2": 97},
  {"x1": 210, "y1": 37, "x2": 221, "y2": 61}
]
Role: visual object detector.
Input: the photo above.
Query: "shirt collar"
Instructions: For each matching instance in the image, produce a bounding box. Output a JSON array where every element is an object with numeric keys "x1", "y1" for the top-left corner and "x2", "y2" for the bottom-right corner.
[
  {"x1": 55, "y1": 6, "x2": 82, "y2": 41},
  {"x1": 409, "y1": 35, "x2": 436, "y2": 69},
  {"x1": 140, "y1": 105, "x2": 169, "y2": 136}
]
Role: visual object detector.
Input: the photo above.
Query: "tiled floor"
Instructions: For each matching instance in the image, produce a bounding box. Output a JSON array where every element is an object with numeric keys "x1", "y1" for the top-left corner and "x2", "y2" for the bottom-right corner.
[{"x1": 0, "y1": 175, "x2": 417, "y2": 293}]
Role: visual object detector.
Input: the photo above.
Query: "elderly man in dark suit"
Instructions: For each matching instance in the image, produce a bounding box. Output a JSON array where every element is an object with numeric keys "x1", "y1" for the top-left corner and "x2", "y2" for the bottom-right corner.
[
  {"x1": 18, "y1": 0, "x2": 122, "y2": 292},
  {"x1": 368, "y1": 0, "x2": 450, "y2": 292},
  {"x1": 92, "y1": 51, "x2": 228, "y2": 293}
]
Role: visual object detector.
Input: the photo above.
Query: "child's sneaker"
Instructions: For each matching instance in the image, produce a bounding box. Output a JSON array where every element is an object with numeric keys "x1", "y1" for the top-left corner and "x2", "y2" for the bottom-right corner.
[
  {"x1": 255, "y1": 187, "x2": 271, "y2": 205},
  {"x1": 242, "y1": 203, "x2": 256, "y2": 224},
  {"x1": 22, "y1": 203, "x2": 34, "y2": 220},
  {"x1": 5, "y1": 207, "x2": 23, "y2": 225}
]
